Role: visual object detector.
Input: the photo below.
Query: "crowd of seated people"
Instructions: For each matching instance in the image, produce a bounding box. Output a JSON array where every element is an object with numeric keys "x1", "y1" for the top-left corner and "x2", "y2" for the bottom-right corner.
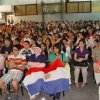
[{"x1": 0, "y1": 20, "x2": 100, "y2": 100}]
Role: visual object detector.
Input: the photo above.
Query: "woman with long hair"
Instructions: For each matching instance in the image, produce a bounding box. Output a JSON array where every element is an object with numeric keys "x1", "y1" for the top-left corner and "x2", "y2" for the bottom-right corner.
[
  {"x1": 41, "y1": 42, "x2": 48, "y2": 59},
  {"x1": 48, "y1": 43, "x2": 69, "y2": 100},
  {"x1": 73, "y1": 39, "x2": 89, "y2": 88},
  {"x1": 45, "y1": 38, "x2": 52, "y2": 54}
]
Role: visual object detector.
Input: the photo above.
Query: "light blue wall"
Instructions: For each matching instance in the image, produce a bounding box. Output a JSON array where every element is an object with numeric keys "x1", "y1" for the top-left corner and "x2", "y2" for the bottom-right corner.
[
  {"x1": 0, "y1": 0, "x2": 13, "y2": 5},
  {"x1": 0, "y1": 0, "x2": 38, "y2": 5},
  {"x1": 63, "y1": 13, "x2": 100, "y2": 21},
  {"x1": 1, "y1": 0, "x2": 98, "y2": 5},
  {"x1": 13, "y1": 13, "x2": 100, "y2": 23},
  {"x1": 0, "y1": 0, "x2": 65, "y2": 5}
]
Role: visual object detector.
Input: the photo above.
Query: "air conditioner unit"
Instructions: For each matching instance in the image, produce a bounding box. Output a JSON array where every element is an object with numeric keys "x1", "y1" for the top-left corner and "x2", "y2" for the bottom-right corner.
[{"x1": 0, "y1": 5, "x2": 14, "y2": 12}]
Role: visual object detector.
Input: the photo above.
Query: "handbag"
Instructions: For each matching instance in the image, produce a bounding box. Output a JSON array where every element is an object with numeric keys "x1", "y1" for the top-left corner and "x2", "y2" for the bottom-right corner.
[{"x1": 73, "y1": 60, "x2": 88, "y2": 67}]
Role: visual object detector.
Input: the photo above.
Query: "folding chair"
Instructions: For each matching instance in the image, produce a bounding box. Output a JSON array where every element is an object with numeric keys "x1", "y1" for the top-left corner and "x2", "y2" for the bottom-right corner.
[{"x1": 7, "y1": 68, "x2": 28, "y2": 95}]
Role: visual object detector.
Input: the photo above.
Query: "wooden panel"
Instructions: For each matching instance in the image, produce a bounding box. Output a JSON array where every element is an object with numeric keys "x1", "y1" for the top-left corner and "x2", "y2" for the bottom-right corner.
[
  {"x1": 26, "y1": 4, "x2": 37, "y2": 15},
  {"x1": 92, "y1": 1, "x2": 100, "y2": 12},
  {"x1": 43, "y1": 3, "x2": 61, "y2": 14},
  {"x1": 79, "y1": 2, "x2": 91, "y2": 12},
  {"x1": 15, "y1": 5, "x2": 25, "y2": 16},
  {"x1": 37, "y1": 4, "x2": 42, "y2": 14},
  {"x1": 66, "y1": 2, "x2": 78, "y2": 13}
]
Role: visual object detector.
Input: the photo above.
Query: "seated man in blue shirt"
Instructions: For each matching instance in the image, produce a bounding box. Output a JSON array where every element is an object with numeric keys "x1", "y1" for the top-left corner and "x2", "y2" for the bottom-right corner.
[{"x1": 27, "y1": 46, "x2": 47, "y2": 69}]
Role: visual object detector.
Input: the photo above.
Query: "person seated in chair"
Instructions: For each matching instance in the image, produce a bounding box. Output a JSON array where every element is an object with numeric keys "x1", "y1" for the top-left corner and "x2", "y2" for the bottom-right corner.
[
  {"x1": 20, "y1": 41, "x2": 34, "y2": 61},
  {"x1": 73, "y1": 39, "x2": 89, "y2": 88},
  {"x1": 0, "y1": 37, "x2": 13, "y2": 59},
  {"x1": 23, "y1": 45, "x2": 47, "y2": 99},
  {"x1": 23, "y1": 44, "x2": 69, "y2": 100},
  {"x1": 0, "y1": 45, "x2": 26, "y2": 100},
  {"x1": 0, "y1": 54, "x2": 5, "y2": 78}
]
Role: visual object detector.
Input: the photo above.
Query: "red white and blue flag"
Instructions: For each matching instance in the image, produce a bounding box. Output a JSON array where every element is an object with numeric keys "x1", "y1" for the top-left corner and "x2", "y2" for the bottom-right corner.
[{"x1": 23, "y1": 58, "x2": 69, "y2": 98}]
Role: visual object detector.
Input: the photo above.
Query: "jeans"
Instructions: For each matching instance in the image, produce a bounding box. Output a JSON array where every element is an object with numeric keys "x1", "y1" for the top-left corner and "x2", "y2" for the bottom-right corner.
[{"x1": 53, "y1": 92, "x2": 61, "y2": 100}]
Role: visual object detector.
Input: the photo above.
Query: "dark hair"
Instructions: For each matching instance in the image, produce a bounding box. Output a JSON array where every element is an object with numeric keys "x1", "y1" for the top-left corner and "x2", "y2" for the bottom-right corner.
[
  {"x1": 15, "y1": 38, "x2": 21, "y2": 42},
  {"x1": 5, "y1": 37, "x2": 12, "y2": 42},
  {"x1": 60, "y1": 42, "x2": 66, "y2": 53},
  {"x1": 38, "y1": 36, "x2": 42, "y2": 39},
  {"x1": 31, "y1": 38, "x2": 35, "y2": 42},
  {"x1": 48, "y1": 34, "x2": 52, "y2": 37},
  {"x1": 24, "y1": 40, "x2": 30, "y2": 44},
  {"x1": 61, "y1": 38, "x2": 68, "y2": 42},
  {"x1": 5, "y1": 37, "x2": 13, "y2": 45},
  {"x1": 94, "y1": 39, "x2": 100, "y2": 44},
  {"x1": 41, "y1": 42, "x2": 46, "y2": 48},
  {"x1": 41, "y1": 42, "x2": 48, "y2": 58},
  {"x1": 0, "y1": 40, "x2": 2, "y2": 44},
  {"x1": 79, "y1": 39, "x2": 86, "y2": 44},
  {"x1": 13, "y1": 45, "x2": 21, "y2": 50},
  {"x1": 45, "y1": 38, "x2": 52, "y2": 49},
  {"x1": 53, "y1": 43, "x2": 62, "y2": 53},
  {"x1": 78, "y1": 39, "x2": 86, "y2": 47}
]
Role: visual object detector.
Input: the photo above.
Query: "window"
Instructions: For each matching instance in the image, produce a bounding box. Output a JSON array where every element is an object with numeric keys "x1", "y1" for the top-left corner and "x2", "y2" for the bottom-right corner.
[{"x1": 66, "y1": 1, "x2": 91, "y2": 13}]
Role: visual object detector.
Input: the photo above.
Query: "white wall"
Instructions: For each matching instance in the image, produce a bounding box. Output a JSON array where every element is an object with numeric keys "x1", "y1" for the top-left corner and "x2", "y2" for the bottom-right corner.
[{"x1": 13, "y1": 13, "x2": 61, "y2": 23}]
